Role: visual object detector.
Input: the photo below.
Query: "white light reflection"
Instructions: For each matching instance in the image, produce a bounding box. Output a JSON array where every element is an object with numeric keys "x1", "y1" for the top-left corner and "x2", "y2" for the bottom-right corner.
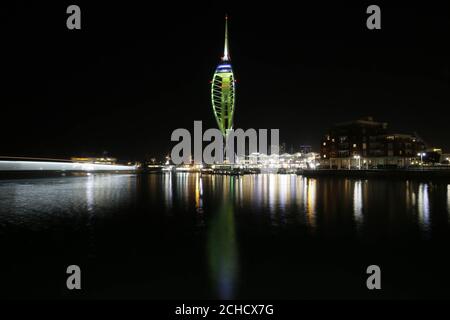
[
  {"x1": 447, "y1": 185, "x2": 450, "y2": 220},
  {"x1": 195, "y1": 174, "x2": 203, "y2": 214},
  {"x1": 86, "y1": 174, "x2": 95, "y2": 213},
  {"x1": 418, "y1": 183, "x2": 430, "y2": 233},
  {"x1": 268, "y1": 174, "x2": 276, "y2": 214},
  {"x1": 164, "y1": 172, "x2": 173, "y2": 210},
  {"x1": 278, "y1": 174, "x2": 288, "y2": 212},
  {"x1": 85, "y1": 174, "x2": 96, "y2": 257},
  {"x1": 353, "y1": 181, "x2": 363, "y2": 230}
]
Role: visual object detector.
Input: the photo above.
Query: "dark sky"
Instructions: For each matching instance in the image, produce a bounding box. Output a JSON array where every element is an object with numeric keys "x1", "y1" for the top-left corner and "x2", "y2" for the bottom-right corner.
[{"x1": 1, "y1": 2, "x2": 449, "y2": 161}]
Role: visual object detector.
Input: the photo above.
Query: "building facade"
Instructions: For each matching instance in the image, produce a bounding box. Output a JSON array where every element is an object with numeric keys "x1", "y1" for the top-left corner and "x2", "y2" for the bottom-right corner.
[{"x1": 320, "y1": 117, "x2": 426, "y2": 168}]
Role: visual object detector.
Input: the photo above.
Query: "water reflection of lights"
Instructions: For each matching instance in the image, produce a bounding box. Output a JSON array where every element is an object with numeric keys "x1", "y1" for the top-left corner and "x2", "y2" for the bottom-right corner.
[
  {"x1": 353, "y1": 180, "x2": 364, "y2": 233},
  {"x1": 86, "y1": 174, "x2": 94, "y2": 213},
  {"x1": 418, "y1": 184, "x2": 430, "y2": 232},
  {"x1": 268, "y1": 174, "x2": 276, "y2": 214},
  {"x1": 295, "y1": 177, "x2": 303, "y2": 208},
  {"x1": 447, "y1": 185, "x2": 450, "y2": 220},
  {"x1": 175, "y1": 172, "x2": 190, "y2": 205},
  {"x1": 237, "y1": 176, "x2": 244, "y2": 207},
  {"x1": 278, "y1": 175, "x2": 288, "y2": 211},
  {"x1": 85, "y1": 175, "x2": 96, "y2": 256},
  {"x1": 163, "y1": 172, "x2": 173, "y2": 210},
  {"x1": 195, "y1": 174, "x2": 204, "y2": 214},
  {"x1": 262, "y1": 174, "x2": 268, "y2": 208},
  {"x1": 0, "y1": 174, "x2": 135, "y2": 226},
  {"x1": 290, "y1": 174, "x2": 296, "y2": 203},
  {"x1": 303, "y1": 178, "x2": 317, "y2": 230},
  {"x1": 405, "y1": 181, "x2": 411, "y2": 210}
]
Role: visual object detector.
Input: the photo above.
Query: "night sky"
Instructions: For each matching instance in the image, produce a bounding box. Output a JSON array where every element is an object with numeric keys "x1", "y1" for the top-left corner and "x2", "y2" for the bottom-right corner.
[{"x1": 1, "y1": 2, "x2": 449, "y2": 161}]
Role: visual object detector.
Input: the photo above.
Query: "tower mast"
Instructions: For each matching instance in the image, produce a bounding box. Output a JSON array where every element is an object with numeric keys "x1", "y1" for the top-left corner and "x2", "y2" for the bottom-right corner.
[{"x1": 222, "y1": 15, "x2": 230, "y2": 61}]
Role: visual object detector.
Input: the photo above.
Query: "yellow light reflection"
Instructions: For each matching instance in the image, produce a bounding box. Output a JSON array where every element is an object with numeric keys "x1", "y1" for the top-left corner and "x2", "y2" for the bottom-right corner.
[{"x1": 304, "y1": 178, "x2": 317, "y2": 230}]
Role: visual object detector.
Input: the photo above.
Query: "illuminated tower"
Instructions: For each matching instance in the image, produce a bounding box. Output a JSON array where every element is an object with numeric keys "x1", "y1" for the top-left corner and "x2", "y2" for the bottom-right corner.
[{"x1": 211, "y1": 15, "x2": 236, "y2": 138}]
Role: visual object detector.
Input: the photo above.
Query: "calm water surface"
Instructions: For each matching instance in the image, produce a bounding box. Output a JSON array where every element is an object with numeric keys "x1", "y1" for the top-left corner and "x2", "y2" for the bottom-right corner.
[{"x1": 1, "y1": 173, "x2": 450, "y2": 299}]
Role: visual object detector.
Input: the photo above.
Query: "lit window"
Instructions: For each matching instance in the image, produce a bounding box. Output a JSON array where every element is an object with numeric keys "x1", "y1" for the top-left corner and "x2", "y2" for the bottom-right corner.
[{"x1": 353, "y1": 144, "x2": 357, "y2": 148}]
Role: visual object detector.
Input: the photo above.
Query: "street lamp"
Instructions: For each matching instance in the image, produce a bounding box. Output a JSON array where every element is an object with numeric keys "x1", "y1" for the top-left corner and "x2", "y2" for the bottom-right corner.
[
  {"x1": 353, "y1": 155, "x2": 361, "y2": 170},
  {"x1": 417, "y1": 152, "x2": 426, "y2": 165}
]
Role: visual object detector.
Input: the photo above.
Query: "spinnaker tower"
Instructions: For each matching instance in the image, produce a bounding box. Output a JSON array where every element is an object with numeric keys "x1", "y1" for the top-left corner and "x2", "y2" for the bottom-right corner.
[{"x1": 211, "y1": 15, "x2": 236, "y2": 138}]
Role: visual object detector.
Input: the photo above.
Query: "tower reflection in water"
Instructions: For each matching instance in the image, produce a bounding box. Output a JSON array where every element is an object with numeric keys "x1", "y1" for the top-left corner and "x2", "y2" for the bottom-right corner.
[
  {"x1": 2, "y1": 172, "x2": 450, "y2": 299},
  {"x1": 206, "y1": 176, "x2": 238, "y2": 300},
  {"x1": 204, "y1": 174, "x2": 322, "y2": 298}
]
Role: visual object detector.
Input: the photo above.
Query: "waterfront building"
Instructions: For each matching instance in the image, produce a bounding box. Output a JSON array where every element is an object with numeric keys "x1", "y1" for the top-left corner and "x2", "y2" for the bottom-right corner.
[
  {"x1": 299, "y1": 145, "x2": 312, "y2": 154},
  {"x1": 441, "y1": 153, "x2": 450, "y2": 164},
  {"x1": 424, "y1": 148, "x2": 443, "y2": 164},
  {"x1": 236, "y1": 151, "x2": 320, "y2": 172},
  {"x1": 320, "y1": 117, "x2": 426, "y2": 169},
  {"x1": 70, "y1": 157, "x2": 117, "y2": 165}
]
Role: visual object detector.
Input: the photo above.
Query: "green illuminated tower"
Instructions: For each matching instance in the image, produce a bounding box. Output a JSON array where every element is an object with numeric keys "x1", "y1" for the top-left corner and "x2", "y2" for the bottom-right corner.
[{"x1": 211, "y1": 15, "x2": 236, "y2": 138}]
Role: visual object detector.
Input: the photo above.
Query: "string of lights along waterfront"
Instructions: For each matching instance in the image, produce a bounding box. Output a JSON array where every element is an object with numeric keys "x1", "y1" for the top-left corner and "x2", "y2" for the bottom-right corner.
[{"x1": 211, "y1": 15, "x2": 236, "y2": 138}]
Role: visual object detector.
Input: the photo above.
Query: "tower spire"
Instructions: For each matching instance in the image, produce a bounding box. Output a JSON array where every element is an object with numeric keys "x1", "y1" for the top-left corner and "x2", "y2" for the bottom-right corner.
[{"x1": 222, "y1": 15, "x2": 230, "y2": 61}]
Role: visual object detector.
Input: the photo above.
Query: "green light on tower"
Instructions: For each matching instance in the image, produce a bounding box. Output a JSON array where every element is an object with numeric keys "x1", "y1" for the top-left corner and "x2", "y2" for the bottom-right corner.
[{"x1": 211, "y1": 15, "x2": 236, "y2": 138}]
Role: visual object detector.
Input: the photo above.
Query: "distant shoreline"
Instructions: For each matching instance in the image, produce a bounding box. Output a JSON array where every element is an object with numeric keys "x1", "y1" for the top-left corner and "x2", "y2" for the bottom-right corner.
[
  {"x1": 299, "y1": 168, "x2": 450, "y2": 182},
  {"x1": 2, "y1": 168, "x2": 450, "y2": 182},
  {"x1": 0, "y1": 171, "x2": 138, "y2": 180}
]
